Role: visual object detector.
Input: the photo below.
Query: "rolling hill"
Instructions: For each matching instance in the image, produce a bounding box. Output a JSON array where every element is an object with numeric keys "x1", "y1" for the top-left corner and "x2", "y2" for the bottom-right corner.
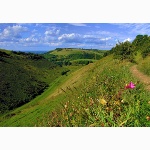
[
  {"x1": 0, "y1": 49, "x2": 69, "y2": 114},
  {"x1": 43, "y1": 48, "x2": 107, "y2": 65}
]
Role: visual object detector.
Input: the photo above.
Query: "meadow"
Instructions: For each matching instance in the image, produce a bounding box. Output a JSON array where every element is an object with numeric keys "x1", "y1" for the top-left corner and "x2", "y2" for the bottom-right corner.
[{"x1": 36, "y1": 55, "x2": 150, "y2": 127}]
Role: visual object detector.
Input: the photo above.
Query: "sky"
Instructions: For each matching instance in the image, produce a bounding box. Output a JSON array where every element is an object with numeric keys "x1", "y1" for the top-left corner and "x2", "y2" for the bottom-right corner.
[{"x1": 1, "y1": 23, "x2": 150, "y2": 52}]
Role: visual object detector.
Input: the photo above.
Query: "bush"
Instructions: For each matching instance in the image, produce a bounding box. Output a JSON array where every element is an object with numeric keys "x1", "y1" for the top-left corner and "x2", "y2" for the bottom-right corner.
[
  {"x1": 61, "y1": 69, "x2": 70, "y2": 75},
  {"x1": 142, "y1": 46, "x2": 150, "y2": 58}
]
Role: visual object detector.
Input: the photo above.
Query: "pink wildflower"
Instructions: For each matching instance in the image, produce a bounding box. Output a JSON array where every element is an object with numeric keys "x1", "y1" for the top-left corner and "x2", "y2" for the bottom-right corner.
[{"x1": 125, "y1": 82, "x2": 135, "y2": 89}]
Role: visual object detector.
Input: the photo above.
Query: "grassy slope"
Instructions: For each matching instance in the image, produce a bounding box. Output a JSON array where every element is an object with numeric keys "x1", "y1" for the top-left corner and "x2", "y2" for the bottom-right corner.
[
  {"x1": 137, "y1": 56, "x2": 150, "y2": 76},
  {"x1": 49, "y1": 49, "x2": 106, "y2": 56},
  {"x1": 38, "y1": 55, "x2": 150, "y2": 127},
  {"x1": 0, "y1": 65, "x2": 87, "y2": 126},
  {"x1": 44, "y1": 48, "x2": 106, "y2": 60},
  {"x1": 0, "y1": 54, "x2": 150, "y2": 127},
  {"x1": 0, "y1": 49, "x2": 67, "y2": 113},
  {"x1": 0, "y1": 56, "x2": 150, "y2": 126}
]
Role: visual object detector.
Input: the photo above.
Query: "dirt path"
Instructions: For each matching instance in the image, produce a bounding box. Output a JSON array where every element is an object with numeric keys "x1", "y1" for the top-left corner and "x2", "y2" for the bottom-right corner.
[{"x1": 130, "y1": 65, "x2": 150, "y2": 91}]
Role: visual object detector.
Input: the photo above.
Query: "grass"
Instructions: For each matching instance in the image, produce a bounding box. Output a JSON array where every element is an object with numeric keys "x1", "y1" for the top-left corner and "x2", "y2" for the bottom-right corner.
[
  {"x1": 71, "y1": 59, "x2": 97, "y2": 62},
  {"x1": 49, "y1": 48, "x2": 105, "y2": 56},
  {"x1": 137, "y1": 56, "x2": 150, "y2": 76}
]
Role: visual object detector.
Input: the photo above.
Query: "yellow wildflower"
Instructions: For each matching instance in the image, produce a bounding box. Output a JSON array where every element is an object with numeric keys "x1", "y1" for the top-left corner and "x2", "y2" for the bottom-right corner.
[
  {"x1": 146, "y1": 116, "x2": 150, "y2": 121},
  {"x1": 100, "y1": 98, "x2": 107, "y2": 105}
]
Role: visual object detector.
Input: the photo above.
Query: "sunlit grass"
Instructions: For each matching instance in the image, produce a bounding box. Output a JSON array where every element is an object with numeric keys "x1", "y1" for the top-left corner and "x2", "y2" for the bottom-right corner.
[{"x1": 137, "y1": 56, "x2": 150, "y2": 76}]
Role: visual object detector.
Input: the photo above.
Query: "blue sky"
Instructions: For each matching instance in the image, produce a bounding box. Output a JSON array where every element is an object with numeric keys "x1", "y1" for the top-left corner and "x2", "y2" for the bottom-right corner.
[{"x1": 1, "y1": 23, "x2": 150, "y2": 51}]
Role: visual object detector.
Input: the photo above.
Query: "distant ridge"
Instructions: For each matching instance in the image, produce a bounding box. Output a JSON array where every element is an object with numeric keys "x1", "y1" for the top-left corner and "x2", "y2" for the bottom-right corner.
[{"x1": 21, "y1": 51, "x2": 48, "y2": 54}]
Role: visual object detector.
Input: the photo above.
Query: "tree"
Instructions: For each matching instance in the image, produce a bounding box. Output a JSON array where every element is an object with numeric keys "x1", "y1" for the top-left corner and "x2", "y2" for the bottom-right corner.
[{"x1": 113, "y1": 41, "x2": 134, "y2": 61}]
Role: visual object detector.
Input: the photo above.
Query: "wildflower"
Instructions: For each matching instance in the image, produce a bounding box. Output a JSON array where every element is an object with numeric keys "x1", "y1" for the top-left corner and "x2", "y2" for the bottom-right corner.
[
  {"x1": 106, "y1": 107, "x2": 109, "y2": 110},
  {"x1": 146, "y1": 116, "x2": 150, "y2": 121},
  {"x1": 99, "y1": 98, "x2": 107, "y2": 105},
  {"x1": 121, "y1": 99, "x2": 124, "y2": 103},
  {"x1": 125, "y1": 82, "x2": 135, "y2": 89}
]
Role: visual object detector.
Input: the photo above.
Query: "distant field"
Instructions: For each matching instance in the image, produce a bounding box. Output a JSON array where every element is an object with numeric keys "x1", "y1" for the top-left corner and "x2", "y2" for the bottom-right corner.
[
  {"x1": 44, "y1": 48, "x2": 107, "y2": 66},
  {"x1": 49, "y1": 48, "x2": 107, "y2": 56}
]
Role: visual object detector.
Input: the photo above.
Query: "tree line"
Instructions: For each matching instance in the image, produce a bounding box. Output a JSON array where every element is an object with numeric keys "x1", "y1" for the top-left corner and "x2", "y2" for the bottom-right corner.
[{"x1": 104, "y1": 34, "x2": 150, "y2": 61}]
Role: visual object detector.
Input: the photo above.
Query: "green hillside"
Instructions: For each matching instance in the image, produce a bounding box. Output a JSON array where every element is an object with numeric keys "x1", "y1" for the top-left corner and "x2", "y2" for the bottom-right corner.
[
  {"x1": 49, "y1": 48, "x2": 106, "y2": 56},
  {"x1": 43, "y1": 48, "x2": 107, "y2": 66},
  {"x1": 0, "y1": 49, "x2": 69, "y2": 114},
  {"x1": 0, "y1": 34, "x2": 150, "y2": 127},
  {"x1": 1, "y1": 54, "x2": 150, "y2": 126}
]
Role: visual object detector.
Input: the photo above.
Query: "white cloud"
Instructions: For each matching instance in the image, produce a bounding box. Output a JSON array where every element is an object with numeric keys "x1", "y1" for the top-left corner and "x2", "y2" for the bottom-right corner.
[
  {"x1": 58, "y1": 33, "x2": 112, "y2": 45},
  {"x1": 123, "y1": 37, "x2": 132, "y2": 42},
  {"x1": 58, "y1": 33, "x2": 81, "y2": 41},
  {"x1": 0, "y1": 25, "x2": 28, "y2": 40},
  {"x1": 47, "y1": 42, "x2": 62, "y2": 46},
  {"x1": 20, "y1": 37, "x2": 38, "y2": 43},
  {"x1": 101, "y1": 37, "x2": 111, "y2": 41},
  {"x1": 44, "y1": 28, "x2": 60, "y2": 36},
  {"x1": 0, "y1": 23, "x2": 125, "y2": 50},
  {"x1": 45, "y1": 30, "x2": 53, "y2": 35},
  {"x1": 83, "y1": 35, "x2": 94, "y2": 38}
]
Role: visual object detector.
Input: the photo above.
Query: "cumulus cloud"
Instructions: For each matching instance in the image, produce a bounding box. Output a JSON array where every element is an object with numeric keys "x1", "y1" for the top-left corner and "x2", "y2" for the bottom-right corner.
[
  {"x1": 58, "y1": 33, "x2": 112, "y2": 46},
  {"x1": 0, "y1": 25, "x2": 28, "y2": 42},
  {"x1": 58, "y1": 33, "x2": 82, "y2": 43},
  {"x1": 44, "y1": 28, "x2": 60, "y2": 36},
  {"x1": 83, "y1": 34, "x2": 111, "y2": 44},
  {"x1": 0, "y1": 23, "x2": 128, "y2": 50}
]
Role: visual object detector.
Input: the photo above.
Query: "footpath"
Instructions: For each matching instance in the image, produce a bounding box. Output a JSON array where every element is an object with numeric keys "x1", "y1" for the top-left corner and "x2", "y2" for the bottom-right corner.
[{"x1": 130, "y1": 65, "x2": 150, "y2": 91}]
